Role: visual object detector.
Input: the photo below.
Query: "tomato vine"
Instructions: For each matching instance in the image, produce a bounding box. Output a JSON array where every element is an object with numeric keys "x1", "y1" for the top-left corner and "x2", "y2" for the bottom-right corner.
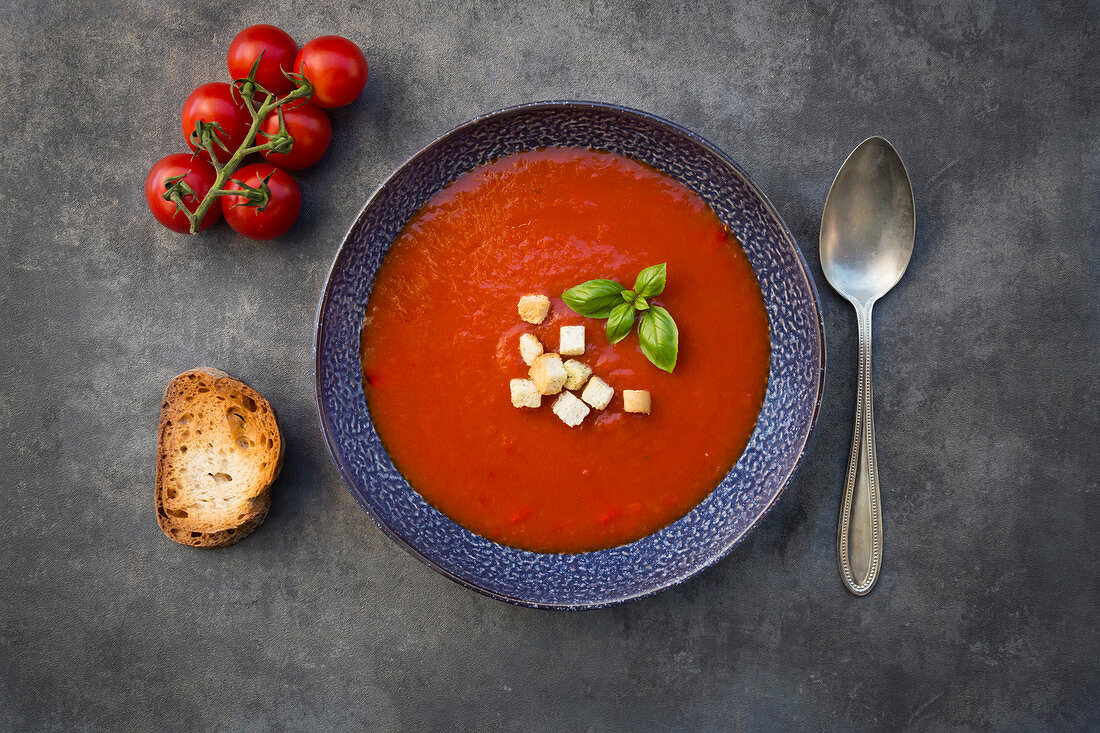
[{"x1": 162, "y1": 55, "x2": 313, "y2": 234}]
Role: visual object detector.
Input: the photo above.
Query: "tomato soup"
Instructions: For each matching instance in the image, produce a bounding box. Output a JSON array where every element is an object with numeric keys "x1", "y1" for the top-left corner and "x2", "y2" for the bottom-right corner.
[{"x1": 361, "y1": 148, "x2": 770, "y2": 553}]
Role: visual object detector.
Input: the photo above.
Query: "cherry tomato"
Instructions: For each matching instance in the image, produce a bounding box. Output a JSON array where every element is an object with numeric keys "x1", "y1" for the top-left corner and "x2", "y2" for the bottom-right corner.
[
  {"x1": 221, "y1": 163, "x2": 302, "y2": 240},
  {"x1": 293, "y1": 36, "x2": 367, "y2": 108},
  {"x1": 227, "y1": 24, "x2": 298, "y2": 96},
  {"x1": 181, "y1": 82, "x2": 251, "y2": 163},
  {"x1": 258, "y1": 102, "x2": 332, "y2": 170},
  {"x1": 144, "y1": 153, "x2": 221, "y2": 233}
]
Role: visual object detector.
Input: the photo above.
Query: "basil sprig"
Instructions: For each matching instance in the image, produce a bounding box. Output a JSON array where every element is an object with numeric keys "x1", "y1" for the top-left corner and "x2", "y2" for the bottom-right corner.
[{"x1": 561, "y1": 263, "x2": 679, "y2": 372}]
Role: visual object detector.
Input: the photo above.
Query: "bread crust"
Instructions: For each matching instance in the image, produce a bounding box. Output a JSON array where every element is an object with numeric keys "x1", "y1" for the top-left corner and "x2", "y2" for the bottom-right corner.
[{"x1": 155, "y1": 368, "x2": 283, "y2": 548}]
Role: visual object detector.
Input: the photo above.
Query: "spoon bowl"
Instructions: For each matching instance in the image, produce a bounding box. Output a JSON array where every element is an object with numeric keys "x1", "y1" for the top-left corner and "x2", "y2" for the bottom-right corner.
[{"x1": 821, "y1": 138, "x2": 915, "y2": 305}]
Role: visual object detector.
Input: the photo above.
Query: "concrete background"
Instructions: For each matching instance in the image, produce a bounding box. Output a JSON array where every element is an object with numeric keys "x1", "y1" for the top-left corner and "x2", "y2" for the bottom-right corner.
[{"x1": 2, "y1": 1, "x2": 1097, "y2": 730}]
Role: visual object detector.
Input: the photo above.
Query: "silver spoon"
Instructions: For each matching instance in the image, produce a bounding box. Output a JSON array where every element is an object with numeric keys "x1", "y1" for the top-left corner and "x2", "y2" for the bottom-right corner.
[{"x1": 819, "y1": 137, "x2": 915, "y2": 595}]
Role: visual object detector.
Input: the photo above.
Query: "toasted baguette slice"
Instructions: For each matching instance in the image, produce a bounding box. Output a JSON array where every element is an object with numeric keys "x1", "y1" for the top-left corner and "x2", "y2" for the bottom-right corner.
[{"x1": 156, "y1": 368, "x2": 283, "y2": 548}]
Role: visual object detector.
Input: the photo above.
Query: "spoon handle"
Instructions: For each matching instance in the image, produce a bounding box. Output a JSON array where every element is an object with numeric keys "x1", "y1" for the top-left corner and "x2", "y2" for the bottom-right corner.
[{"x1": 838, "y1": 303, "x2": 884, "y2": 595}]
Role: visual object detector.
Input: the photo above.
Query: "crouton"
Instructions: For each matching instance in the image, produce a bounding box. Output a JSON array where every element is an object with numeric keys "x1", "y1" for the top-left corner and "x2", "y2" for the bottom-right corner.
[
  {"x1": 623, "y1": 389, "x2": 651, "y2": 414},
  {"x1": 519, "y1": 333, "x2": 543, "y2": 366},
  {"x1": 529, "y1": 353, "x2": 567, "y2": 395},
  {"x1": 562, "y1": 359, "x2": 592, "y2": 391},
  {"x1": 552, "y1": 391, "x2": 590, "y2": 427},
  {"x1": 559, "y1": 325, "x2": 585, "y2": 356},
  {"x1": 518, "y1": 294, "x2": 551, "y2": 324},
  {"x1": 510, "y1": 379, "x2": 542, "y2": 408},
  {"x1": 581, "y1": 375, "x2": 614, "y2": 410}
]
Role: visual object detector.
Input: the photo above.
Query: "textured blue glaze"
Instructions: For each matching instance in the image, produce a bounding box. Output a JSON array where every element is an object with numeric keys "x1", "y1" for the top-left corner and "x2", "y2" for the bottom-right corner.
[{"x1": 314, "y1": 102, "x2": 825, "y2": 609}]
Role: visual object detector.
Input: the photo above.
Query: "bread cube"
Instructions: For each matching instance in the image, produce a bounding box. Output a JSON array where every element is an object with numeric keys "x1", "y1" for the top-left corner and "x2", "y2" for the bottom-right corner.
[
  {"x1": 510, "y1": 379, "x2": 541, "y2": 408},
  {"x1": 518, "y1": 294, "x2": 551, "y2": 324},
  {"x1": 552, "y1": 391, "x2": 590, "y2": 427},
  {"x1": 529, "y1": 353, "x2": 567, "y2": 395},
  {"x1": 559, "y1": 325, "x2": 585, "y2": 356},
  {"x1": 562, "y1": 359, "x2": 592, "y2": 391},
  {"x1": 623, "y1": 389, "x2": 651, "y2": 414},
  {"x1": 581, "y1": 375, "x2": 614, "y2": 410},
  {"x1": 519, "y1": 333, "x2": 543, "y2": 366}
]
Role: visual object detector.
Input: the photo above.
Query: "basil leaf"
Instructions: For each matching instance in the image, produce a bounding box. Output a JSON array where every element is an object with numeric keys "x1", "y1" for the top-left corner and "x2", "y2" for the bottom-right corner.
[
  {"x1": 562, "y1": 279, "x2": 626, "y2": 318},
  {"x1": 634, "y1": 296, "x2": 649, "y2": 311},
  {"x1": 637, "y1": 305, "x2": 678, "y2": 372},
  {"x1": 621, "y1": 289, "x2": 636, "y2": 303},
  {"x1": 605, "y1": 302, "x2": 635, "y2": 344},
  {"x1": 633, "y1": 263, "x2": 667, "y2": 299}
]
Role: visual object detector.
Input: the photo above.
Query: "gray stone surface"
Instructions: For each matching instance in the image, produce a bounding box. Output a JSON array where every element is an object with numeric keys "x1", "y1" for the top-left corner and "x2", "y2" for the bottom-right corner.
[{"x1": 1, "y1": 0, "x2": 1097, "y2": 730}]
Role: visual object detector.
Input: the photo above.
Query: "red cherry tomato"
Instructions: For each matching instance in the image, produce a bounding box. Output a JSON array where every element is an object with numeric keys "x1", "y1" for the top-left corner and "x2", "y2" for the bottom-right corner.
[
  {"x1": 259, "y1": 102, "x2": 332, "y2": 170},
  {"x1": 227, "y1": 24, "x2": 298, "y2": 96},
  {"x1": 144, "y1": 153, "x2": 221, "y2": 233},
  {"x1": 181, "y1": 82, "x2": 251, "y2": 163},
  {"x1": 293, "y1": 36, "x2": 367, "y2": 108},
  {"x1": 221, "y1": 163, "x2": 302, "y2": 240}
]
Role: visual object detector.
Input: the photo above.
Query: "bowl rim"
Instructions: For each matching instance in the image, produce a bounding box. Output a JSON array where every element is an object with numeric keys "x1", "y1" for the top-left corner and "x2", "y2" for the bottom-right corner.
[{"x1": 313, "y1": 100, "x2": 826, "y2": 609}]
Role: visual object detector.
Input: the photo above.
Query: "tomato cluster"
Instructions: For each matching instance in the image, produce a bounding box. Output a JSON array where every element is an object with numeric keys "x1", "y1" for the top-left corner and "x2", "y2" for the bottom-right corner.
[{"x1": 145, "y1": 24, "x2": 368, "y2": 239}]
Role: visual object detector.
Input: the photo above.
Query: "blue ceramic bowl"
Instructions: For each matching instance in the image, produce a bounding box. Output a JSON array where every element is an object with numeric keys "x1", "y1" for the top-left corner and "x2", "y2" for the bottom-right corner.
[{"x1": 315, "y1": 102, "x2": 824, "y2": 609}]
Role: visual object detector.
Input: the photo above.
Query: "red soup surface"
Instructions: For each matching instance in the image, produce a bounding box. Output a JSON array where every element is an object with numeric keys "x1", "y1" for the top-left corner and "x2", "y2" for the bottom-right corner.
[{"x1": 361, "y1": 148, "x2": 770, "y2": 553}]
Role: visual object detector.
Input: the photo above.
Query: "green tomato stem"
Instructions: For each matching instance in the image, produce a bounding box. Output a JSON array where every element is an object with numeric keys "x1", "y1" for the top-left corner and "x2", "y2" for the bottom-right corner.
[{"x1": 178, "y1": 81, "x2": 312, "y2": 234}]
